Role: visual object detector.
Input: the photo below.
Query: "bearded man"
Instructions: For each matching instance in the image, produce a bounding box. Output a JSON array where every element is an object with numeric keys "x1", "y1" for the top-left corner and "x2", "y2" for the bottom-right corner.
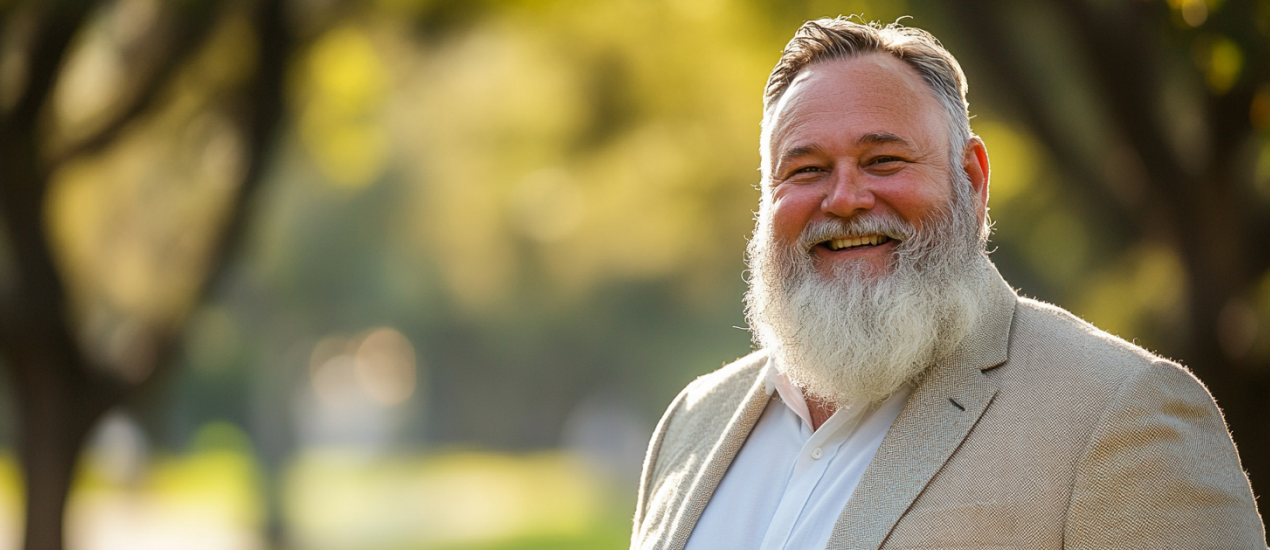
[{"x1": 629, "y1": 18, "x2": 1267, "y2": 550}]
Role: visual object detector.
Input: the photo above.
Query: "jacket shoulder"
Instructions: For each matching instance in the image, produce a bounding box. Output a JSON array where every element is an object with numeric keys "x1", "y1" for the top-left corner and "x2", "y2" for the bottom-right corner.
[
  {"x1": 1008, "y1": 296, "x2": 1185, "y2": 389},
  {"x1": 675, "y1": 350, "x2": 770, "y2": 415},
  {"x1": 922, "y1": 296, "x2": 1265, "y2": 546},
  {"x1": 1007, "y1": 297, "x2": 1264, "y2": 544},
  {"x1": 631, "y1": 350, "x2": 770, "y2": 546},
  {"x1": 654, "y1": 350, "x2": 770, "y2": 465}
]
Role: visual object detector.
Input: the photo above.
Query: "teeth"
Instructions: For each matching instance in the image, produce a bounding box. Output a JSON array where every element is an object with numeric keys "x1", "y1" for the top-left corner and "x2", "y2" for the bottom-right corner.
[{"x1": 824, "y1": 234, "x2": 890, "y2": 251}]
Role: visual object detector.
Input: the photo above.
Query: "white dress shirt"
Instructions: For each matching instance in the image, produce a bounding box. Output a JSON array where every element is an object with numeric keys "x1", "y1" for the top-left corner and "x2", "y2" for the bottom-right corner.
[{"x1": 683, "y1": 365, "x2": 912, "y2": 550}]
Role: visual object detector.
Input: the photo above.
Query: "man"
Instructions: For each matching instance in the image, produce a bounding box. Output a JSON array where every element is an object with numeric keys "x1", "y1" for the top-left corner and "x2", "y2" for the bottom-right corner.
[{"x1": 630, "y1": 18, "x2": 1267, "y2": 550}]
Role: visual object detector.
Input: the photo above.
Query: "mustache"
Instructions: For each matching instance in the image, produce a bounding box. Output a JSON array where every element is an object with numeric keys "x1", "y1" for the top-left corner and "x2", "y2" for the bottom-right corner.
[{"x1": 796, "y1": 214, "x2": 916, "y2": 253}]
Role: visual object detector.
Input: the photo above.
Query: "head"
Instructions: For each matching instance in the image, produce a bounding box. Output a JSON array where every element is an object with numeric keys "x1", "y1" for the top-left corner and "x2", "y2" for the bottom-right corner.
[
  {"x1": 744, "y1": 18, "x2": 994, "y2": 407},
  {"x1": 760, "y1": 18, "x2": 977, "y2": 191}
]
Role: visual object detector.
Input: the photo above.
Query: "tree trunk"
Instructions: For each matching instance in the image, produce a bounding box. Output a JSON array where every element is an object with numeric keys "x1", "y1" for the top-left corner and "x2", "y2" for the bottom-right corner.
[
  {"x1": 16, "y1": 363, "x2": 98, "y2": 550},
  {"x1": 0, "y1": 122, "x2": 111, "y2": 550},
  {"x1": 0, "y1": 30, "x2": 119, "y2": 547},
  {"x1": 0, "y1": 0, "x2": 290, "y2": 548}
]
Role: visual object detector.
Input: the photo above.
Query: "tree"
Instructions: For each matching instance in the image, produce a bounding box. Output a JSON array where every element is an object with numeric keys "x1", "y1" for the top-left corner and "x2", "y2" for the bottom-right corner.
[{"x1": 0, "y1": 0, "x2": 289, "y2": 548}]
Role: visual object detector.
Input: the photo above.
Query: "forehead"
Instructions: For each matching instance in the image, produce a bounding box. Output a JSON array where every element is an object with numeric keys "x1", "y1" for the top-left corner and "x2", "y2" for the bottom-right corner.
[{"x1": 766, "y1": 53, "x2": 949, "y2": 156}]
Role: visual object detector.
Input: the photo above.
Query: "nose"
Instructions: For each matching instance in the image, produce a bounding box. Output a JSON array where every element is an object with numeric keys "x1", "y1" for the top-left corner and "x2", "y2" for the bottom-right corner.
[{"x1": 821, "y1": 168, "x2": 875, "y2": 218}]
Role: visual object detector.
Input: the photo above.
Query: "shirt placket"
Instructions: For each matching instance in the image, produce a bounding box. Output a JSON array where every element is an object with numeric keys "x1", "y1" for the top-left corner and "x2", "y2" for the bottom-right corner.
[{"x1": 757, "y1": 406, "x2": 865, "y2": 550}]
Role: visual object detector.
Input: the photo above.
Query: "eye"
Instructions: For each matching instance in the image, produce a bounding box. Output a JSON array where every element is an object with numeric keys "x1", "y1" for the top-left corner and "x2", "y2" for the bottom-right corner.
[
  {"x1": 778, "y1": 165, "x2": 827, "y2": 183},
  {"x1": 869, "y1": 155, "x2": 904, "y2": 165},
  {"x1": 864, "y1": 155, "x2": 907, "y2": 174}
]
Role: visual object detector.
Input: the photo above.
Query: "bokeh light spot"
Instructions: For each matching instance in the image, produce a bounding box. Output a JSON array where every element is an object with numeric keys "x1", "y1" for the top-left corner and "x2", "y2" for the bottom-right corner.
[{"x1": 355, "y1": 328, "x2": 417, "y2": 406}]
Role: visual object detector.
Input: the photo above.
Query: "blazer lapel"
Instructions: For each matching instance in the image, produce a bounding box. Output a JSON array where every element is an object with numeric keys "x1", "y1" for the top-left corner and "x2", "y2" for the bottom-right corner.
[
  {"x1": 826, "y1": 264, "x2": 1019, "y2": 550},
  {"x1": 666, "y1": 360, "x2": 774, "y2": 550}
]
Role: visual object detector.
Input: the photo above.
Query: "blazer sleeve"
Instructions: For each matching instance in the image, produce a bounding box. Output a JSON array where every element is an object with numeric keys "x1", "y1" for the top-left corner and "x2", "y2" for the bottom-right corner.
[
  {"x1": 630, "y1": 378, "x2": 696, "y2": 550},
  {"x1": 1063, "y1": 360, "x2": 1267, "y2": 549}
]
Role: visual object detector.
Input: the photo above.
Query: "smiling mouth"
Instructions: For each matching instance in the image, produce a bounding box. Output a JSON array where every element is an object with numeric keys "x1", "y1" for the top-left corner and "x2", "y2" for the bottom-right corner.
[{"x1": 818, "y1": 234, "x2": 895, "y2": 251}]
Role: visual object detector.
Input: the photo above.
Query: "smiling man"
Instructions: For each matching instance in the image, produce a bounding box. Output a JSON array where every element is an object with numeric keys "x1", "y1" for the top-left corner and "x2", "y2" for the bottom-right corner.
[{"x1": 629, "y1": 18, "x2": 1267, "y2": 550}]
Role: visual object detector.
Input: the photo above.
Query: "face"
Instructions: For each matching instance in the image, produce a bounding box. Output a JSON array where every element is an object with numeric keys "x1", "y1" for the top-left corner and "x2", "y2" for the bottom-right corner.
[{"x1": 762, "y1": 53, "x2": 988, "y2": 277}]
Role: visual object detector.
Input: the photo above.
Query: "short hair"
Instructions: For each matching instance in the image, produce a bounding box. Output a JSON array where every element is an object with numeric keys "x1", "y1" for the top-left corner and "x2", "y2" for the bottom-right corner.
[{"x1": 761, "y1": 18, "x2": 973, "y2": 170}]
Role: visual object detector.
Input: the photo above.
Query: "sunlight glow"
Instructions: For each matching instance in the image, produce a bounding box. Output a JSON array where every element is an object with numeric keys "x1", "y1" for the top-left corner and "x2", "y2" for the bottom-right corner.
[{"x1": 284, "y1": 451, "x2": 603, "y2": 550}]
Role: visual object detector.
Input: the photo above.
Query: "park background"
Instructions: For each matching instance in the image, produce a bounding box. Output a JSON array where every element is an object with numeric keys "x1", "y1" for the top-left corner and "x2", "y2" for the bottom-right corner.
[{"x1": 1, "y1": 0, "x2": 1269, "y2": 548}]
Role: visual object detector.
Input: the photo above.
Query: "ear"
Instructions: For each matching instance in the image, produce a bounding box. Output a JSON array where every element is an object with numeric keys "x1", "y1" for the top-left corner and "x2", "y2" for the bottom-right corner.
[{"x1": 961, "y1": 137, "x2": 990, "y2": 225}]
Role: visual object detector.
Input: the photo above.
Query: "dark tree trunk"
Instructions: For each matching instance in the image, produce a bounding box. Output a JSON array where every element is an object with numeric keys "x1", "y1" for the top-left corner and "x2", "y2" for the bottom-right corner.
[
  {"x1": 0, "y1": 64, "x2": 118, "y2": 550},
  {"x1": 16, "y1": 366, "x2": 97, "y2": 550},
  {"x1": 0, "y1": 40, "x2": 111, "y2": 547},
  {"x1": 0, "y1": 0, "x2": 290, "y2": 548}
]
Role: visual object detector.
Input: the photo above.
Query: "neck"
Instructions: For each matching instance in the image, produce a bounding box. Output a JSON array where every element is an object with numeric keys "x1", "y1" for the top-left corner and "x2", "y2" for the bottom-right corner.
[{"x1": 806, "y1": 393, "x2": 837, "y2": 431}]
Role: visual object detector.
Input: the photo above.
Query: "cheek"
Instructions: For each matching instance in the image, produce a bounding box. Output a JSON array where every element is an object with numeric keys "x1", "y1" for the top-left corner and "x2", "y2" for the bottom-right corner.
[
  {"x1": 768, "y1": 187, "x2": 823, "y2": 242},
  {"x1": 877, "y1": 177, "x2": 953, "y2": 223}
]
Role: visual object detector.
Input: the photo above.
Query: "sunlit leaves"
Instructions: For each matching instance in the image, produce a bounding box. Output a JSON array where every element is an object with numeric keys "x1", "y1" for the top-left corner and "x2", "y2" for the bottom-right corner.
[
  {"x1": 44, "y1": 8, "x2": 253, "y2": 377},
  {"x1": 54, "y1": 24, "x2": 127, "y2": 135},
  {"x1": 297, "y1": 25, "x2": 390, "y2": 189},
  {"x1": 509, "y1": 168, "x2": 587, "y2": 242},
  {"x1": 1192, "y1": 34, "x2": 1244, "y2": 94},
  {"x1": 804, "y1": 0, "x2": 911, "y2": 23},
  {"x1": 1074, "y1": 244, "x2": 1189, "y2": 344},
  {"x1": 1026, "y1": 211, "x2": 1090, "y2": 286},
  {"x1": 975, "y1": 120, "x2": 1039, "y2": 205},
  {"x1": 1169, "y1": 0, "x2": 1215, "y2": 27},
  {"x1": 46, "y1": 111, "x2": 243, "y2": 324},
  {"x1": 384, "y1": 0, "x2": 772, "y2": 311}
]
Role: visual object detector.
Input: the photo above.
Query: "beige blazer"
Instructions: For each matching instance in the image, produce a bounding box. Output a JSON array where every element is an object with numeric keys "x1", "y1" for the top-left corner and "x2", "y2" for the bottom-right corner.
[{"x1": 631, "y1": 267, "x2": 1267, "y2": 549}]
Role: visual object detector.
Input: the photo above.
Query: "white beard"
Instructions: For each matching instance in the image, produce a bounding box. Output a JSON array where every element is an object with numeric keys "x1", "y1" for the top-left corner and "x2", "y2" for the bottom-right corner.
[{"x1": 743, "y1": 170, "x2": 991, "y2": 408}]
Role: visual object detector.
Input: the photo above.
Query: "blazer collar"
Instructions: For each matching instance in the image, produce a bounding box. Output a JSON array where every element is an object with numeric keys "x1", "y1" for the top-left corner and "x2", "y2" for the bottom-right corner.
[{"x1": 826, "y1": 259, "x2": 1018, "y2": 549}]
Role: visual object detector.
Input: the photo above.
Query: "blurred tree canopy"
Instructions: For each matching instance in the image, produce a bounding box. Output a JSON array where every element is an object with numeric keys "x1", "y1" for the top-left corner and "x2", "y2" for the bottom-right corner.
[{"x1": 0, "y1": 0, "x2": 1269, "y2": 548}]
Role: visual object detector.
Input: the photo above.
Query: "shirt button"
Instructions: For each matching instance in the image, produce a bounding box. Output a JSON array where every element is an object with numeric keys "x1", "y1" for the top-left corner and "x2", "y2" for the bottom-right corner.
[{"x1": 811, "y1": 447, "x2": 823, "y2": 460}]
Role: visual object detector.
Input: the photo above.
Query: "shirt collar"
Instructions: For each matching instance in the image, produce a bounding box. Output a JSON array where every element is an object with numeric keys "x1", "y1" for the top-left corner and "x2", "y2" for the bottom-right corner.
[{"x1": 765, "y1": 364, "x2": 815, "y2": 430}]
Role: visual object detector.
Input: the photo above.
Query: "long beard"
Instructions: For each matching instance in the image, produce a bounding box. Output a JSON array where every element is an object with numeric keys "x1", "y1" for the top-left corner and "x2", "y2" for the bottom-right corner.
[{"x1": 743, "y1": 172, "x2": 990, "y2": 408}]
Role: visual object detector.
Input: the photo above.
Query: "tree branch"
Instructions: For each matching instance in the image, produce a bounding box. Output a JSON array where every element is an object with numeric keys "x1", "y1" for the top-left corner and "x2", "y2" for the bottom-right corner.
[
  {"x1": 52, "y1": 2, "x2": 220, "y2": 165},
  {"x1": 3, "y1": 1, "x2": 95, "y2": 132},
  {"x1": 133, "y1": 0, "x2": 291, "y2": 395},
  {"x1": 0, "y1": 0, "x2": 94, "y2": 371},
  {"x1": 197, "y1": 0, "x2": 289, "y2": 311}
]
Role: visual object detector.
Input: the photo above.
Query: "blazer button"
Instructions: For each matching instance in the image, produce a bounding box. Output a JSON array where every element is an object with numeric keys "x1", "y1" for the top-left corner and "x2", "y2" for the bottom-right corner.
[{"x1": 811, "y1": 447, "x2": 824, "y2": 460}]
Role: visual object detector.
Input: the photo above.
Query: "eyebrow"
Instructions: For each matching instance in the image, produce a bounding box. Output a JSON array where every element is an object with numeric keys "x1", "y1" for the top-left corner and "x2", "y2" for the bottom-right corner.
[
  {"x1": 775, "y1": 133, "x2": 915, "y2": 174},
  {"x1": 857, "y1": 132, "x2": 910, "y2": 147},
  {"x1": 778, "y1": 144, "x2": 823, "y2": 166},
  {"x1": 780, "y1": 133, "x2": 912, "y2": 162}
]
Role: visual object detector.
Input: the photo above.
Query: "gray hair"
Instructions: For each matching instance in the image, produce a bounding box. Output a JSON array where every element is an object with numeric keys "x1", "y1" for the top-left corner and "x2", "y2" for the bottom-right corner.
[{"x1": 761, "y1": 18, "x2": 974, "y2": 173}]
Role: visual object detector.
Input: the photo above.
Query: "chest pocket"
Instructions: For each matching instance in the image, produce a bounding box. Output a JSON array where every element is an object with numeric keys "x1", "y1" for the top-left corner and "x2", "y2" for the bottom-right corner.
[{"x1": 883, "y1": 502, "x2": 1024, "y2": 549}]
